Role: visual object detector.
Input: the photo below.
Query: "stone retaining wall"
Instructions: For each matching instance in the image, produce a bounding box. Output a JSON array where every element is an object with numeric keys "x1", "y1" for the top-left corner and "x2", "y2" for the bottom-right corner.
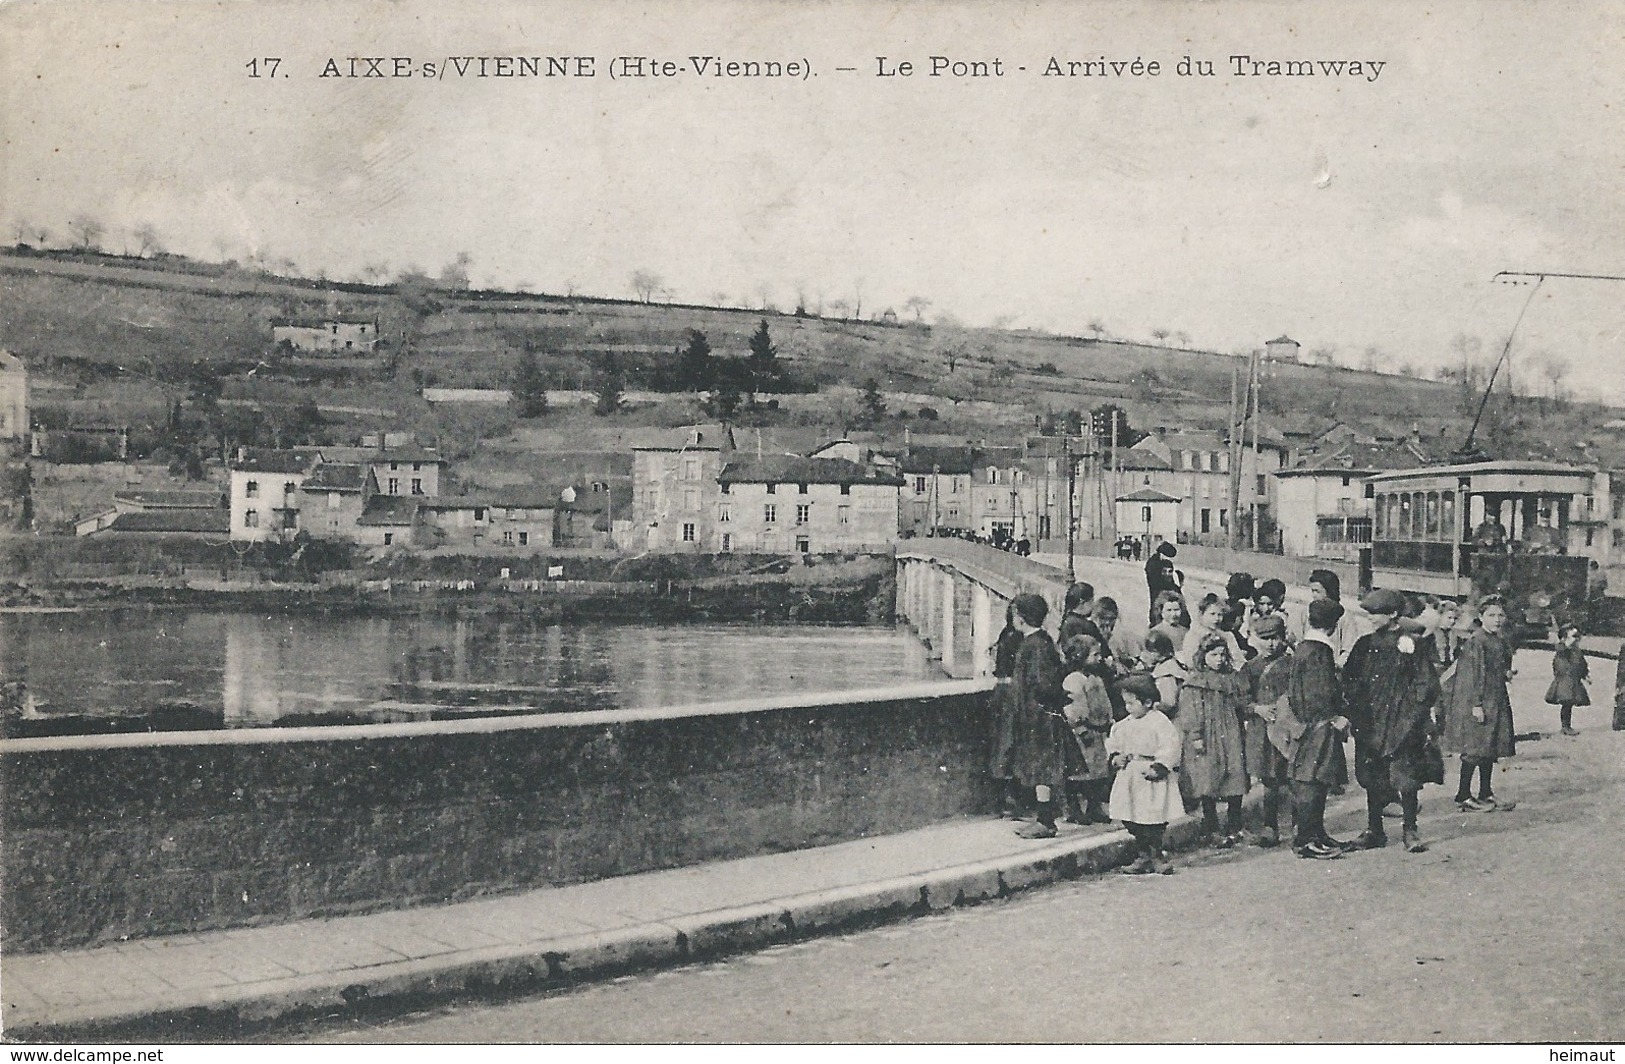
[{"x1": 0, "y1": 682, "x2": 994, "y2": 952}]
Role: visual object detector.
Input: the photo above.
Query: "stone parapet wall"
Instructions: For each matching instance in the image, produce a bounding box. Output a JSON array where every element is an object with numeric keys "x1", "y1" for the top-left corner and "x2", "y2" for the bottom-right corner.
[{"x1": 1, "y1": 682, "x2": 993, "y2": 952}]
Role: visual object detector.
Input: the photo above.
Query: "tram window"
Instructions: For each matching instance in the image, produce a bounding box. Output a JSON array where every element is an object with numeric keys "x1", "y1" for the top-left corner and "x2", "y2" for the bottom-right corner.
[
  {"x1": 1375, "y1": 495, "x2": 1388, "y2": 539},
  {"x1": 1441, "y1": 492, "x2": 1454, "y2": 539},
  {"x1": 1399, "y1": 493, "x2": 1413, "y2": 540},
  {"x1": 1425, "y1": 492, "x2": 1440, "y2": 540}
]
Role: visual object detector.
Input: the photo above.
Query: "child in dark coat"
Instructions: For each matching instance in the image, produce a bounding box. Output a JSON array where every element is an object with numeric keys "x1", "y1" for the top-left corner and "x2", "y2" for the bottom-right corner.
[
  {"x1": 1288, "y1": 598, "x2": 1351, "y2": 858},
  {"x1": 1545, "y1": 624, "x2": 1590, "y2": 736}
]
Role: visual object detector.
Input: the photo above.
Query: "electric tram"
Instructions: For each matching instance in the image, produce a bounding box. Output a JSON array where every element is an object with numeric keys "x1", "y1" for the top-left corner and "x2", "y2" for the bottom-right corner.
[{"x1": 1365, "y1": 459, "x2": 1598, "y2": 639}]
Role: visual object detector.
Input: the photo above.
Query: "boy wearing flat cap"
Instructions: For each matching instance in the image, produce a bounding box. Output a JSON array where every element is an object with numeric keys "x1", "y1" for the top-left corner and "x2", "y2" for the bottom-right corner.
[
  {"x1": 1239, "y1": 611, "x2": 1294, "y2": 847},
  {"x1": 1341, "y1": 588, "x2": 1441, "y2": 853}
]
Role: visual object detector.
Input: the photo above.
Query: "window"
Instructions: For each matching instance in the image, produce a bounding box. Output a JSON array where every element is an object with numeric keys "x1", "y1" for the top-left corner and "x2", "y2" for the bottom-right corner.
[
  {"x1": 721, "y1": 532, "x2": 732, "y2": 552},
  {"x1": 796, "y1": 503, "x2": 810, "y2": 524},
  {"x1": 245, "y1": 508, "x2": 259, "y2": 528},
  {"x1": 1142, "y1": 506, "x2": 1153, "y2": 523},
  {"x1": 1200, "y1": 508, "x2": 1211, "y2": 533},
  {"x1": 246, "y1": 480, "x2": 260, "y2": 498},
  {"x1": 719, "y1": 504, "x2": 731, "y2": 523},
  {"x1": 720, "y1": 483, "x2": 730, "y2": 495},
  {"x1": 796, "y1": 536, "x2": 810, "y2": 553},
  {"x1": 765, "y1": 504, "x2": 777, "y2": 523},
  {"x1": 411, "y1": 478, "x2": 423, "y2": 495},
  {"x1": 946, "y1": 505, "x2": 960, "y2": 521},
  {"x1": 1197, "y1": 452, "x2": 1209, "y2": 472},
  {"x1": 1219, "y1": 508, "x2": 1229, "y2": 529},
  {"x1": 766, "y1": 483, "x2": 777, "y2": 495},
  {"x1": 951, "y1": 478, "x2": 962, "y2": 494},
  {"x1": 412, "y1": 463, "x2": 422, "y2": 472},
  {"x1": 1181, "y1": 452, "x2": 1194, "y2": 471},
  {"x1": 1342, "y1": 475, "x2": 1352, "y2": 487},
  {"x1": 329, "y1": 492, "x2": 341, "y2": 509},
  {"x1": 474, "y1": 507, "x2": 487, "y2": 520},
  {"x1": 838, "y1": 505, "x2": 851, "y2": 525},
  {"x1": 1143, "y1": 475, "x2": 1151, "y2": 486},
  {"x1": 798, "y1": 483, "x2": 809, "y2": 495},
  {"x1": 383, "y1": 532, "x2": 393, "y2": 545},
  {"x1": 684, "y1": 458, "x2": 700, "y2": 481},
  {"x1": 683, "y1": 489, "x2": 698, "y2": 511},
  {"x1": 390, "y1": 462, "x2": 399, "y2": 471},
  {"x1": 1585, "y1": 528, "x2": 1594, "y2": 547},
  {"x1": 1256, "y1": 475, "x2": 1267, "y2": 497},
  {"x1": 503, "y1": 530, "x2": 514, "y2": 545},
  {"x1": 682, "y1": 522, "x2": 696, "y2": 542},
  {"x1": 518, "y1": 531, "x2": 529, "y2": 546},
  {"x1": 987, "y1": 468, "x2": 998, "y2": 484},
  {"x1": 388, "y1": 477, "x2": 400, "y2": 495},
  {"x1": 840, "y1": 484, "x2": 851, "y2": 496}
]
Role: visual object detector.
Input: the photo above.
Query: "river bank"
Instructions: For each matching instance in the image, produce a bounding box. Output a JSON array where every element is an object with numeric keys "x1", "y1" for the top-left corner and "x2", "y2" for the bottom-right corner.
[{"x1": 0, "y1": 555, "x2": 897, "y2": 625}]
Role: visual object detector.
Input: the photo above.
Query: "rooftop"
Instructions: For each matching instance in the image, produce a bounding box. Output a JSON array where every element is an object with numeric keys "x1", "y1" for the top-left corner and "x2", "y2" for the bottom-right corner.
[
  {"x1": 1116, "y1": 487, "x2": 1181, "y2": 503},
  {"x1": 720, "y1": 455, "x2": 905, "y2": 487},
  {"x1": 230, "y1": 448, "x2": 323, "y2": 475},
  {"x1": 302, "y1": 463, "x2": 371, "y2": 492},
  {"x1": 112, "y1": 489, "x2": 224, "y2": 509},
  {"x1": 104, "y1": 509, "x2": 230, "y2": 534},
  {"x1": 357, "y1": 495, "x2": 420, "y2": 526}
]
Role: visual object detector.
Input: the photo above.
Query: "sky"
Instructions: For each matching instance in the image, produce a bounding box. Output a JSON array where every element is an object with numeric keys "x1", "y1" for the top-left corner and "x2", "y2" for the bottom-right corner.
[{"x1": 3, "y1": 0, "x2": 1623, "y2": 402}]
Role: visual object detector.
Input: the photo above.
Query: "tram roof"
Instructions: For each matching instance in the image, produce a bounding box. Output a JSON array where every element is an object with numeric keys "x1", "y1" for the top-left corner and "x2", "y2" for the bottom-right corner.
[{"x1": 1366, "y1": 460, "x2": 1595, "y2": 488}]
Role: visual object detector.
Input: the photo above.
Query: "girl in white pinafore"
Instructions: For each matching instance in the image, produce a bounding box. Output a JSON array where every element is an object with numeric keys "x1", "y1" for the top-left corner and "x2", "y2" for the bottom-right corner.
[{"x1": 1107, "y1": 674, "x2": 1184, "y2": 875}]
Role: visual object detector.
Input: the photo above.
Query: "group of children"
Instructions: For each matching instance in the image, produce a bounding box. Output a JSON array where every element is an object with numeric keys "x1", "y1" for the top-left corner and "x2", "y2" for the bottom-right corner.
[{"x1": 989, "y1": 571, "x2": 1617, "y2": 876}]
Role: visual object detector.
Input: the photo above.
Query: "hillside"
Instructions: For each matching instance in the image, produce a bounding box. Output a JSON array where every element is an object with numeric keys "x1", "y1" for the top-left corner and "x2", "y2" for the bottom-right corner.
[{"x1": 5, "y1": 249, "x2": 1620, "y2": 473}]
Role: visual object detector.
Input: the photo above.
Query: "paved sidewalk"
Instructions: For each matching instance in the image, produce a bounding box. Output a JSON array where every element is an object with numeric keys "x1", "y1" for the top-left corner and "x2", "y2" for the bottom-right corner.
[{"x1": 4, "y1": 809, "x2": 1214, "y2": 1038}]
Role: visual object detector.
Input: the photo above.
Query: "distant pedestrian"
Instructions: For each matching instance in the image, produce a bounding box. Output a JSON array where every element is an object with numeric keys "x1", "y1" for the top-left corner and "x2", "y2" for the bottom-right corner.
[
  {"x1": 1179, "y1": 633, "x2": 1249, "y2": 846},
  {"x1": 1288, "y1": 598, "x2": 1352, "y2": 859},
  {"x1": 1343, "y1": 588, "x2": 1441, "y2": 853},
  {"x1": 1545, "y1": 623, "x2": 1589, "y2": 736},
  {"x1": 1614, "y1": 648, "x2": 1625, "y2": 731},
  {"x1": 1585, "y1": 561, "x2": 1608, "y2": 630},
  {"x1": 1008, "y1": 593, "x2": 1067, "y2": 839},
  {"x1": 1132, "y1": 538, "x2": 1143, "y2": 561},
  {"x1": 988, "y1": 601, "x2": 1027, "y2": 818},
  {"x1": 1145, "y1": 542, "x2": 1180, "y2": 626},
  {"x1": 1239, "y1": 612, "x2": 1293, "y2": 847},
  {"x1": 1061, "y1": 634, "x2": 1116, "y2": 825},
  {"x1": 1108, "y1": 673, "x2": 1182, "y2": 875},
  {"x1": 1442, "y1": 595, "x2": 1517, "y2": 814},
  {"x1": 1435, "y1": 600, "x2": 1464, "y2": 667}
]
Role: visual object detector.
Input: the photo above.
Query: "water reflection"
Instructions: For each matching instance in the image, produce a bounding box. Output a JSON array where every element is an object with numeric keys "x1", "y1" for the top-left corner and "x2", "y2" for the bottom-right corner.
[{"x1": 0, "y1": 609, "x2": 945, "y2": 730}]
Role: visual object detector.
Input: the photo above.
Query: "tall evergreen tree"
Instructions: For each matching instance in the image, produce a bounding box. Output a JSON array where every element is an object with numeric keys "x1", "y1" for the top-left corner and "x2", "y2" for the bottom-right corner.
[
  {"x1": 747, "y1": 319, "x2": 779, "y2": 399},
  {"x1": 594, "y1": 355, "x2": 625, "y2": 416},
  {"x1": 512, "y1": 351, "x2": 549, "y2": 418},
  {"x1": 679, "y1": 329, "x2": 713, "y2": 391}
]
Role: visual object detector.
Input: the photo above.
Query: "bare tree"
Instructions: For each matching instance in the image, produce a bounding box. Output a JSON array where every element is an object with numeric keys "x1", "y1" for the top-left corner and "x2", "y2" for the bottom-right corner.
[
  {"x1": 439, "y1": 252, "x2": 472, "y2": 290},
  {"x1": 9, "y1": 217, "x2": 30, "y2": 245},
  {"x1": 360, "y1": 261, "x2": 389, "y2": 283},
  {"x1": 631, "y1": 270, "x2": 664, "y2": 303},
  {"x1": 1360, "y1": 346, "x2": 1384, "y2": 372},
  {"x1": 903, "y1": 296, "x2": 932, "y2": 323},
  {"x1": 1086, "y1": 318, "x2": 1109, "y2": 339},
  {"x1": 1173, "y1": 330, "x2": 1192, "y2": 346},
  {"x1": 756, "y1": 281, "x2": 774, "y2": 311},
  {"x1": 1541, "y1": 351, "x2": 1569, "y2": 407},
  {"x1": 30, "y1": 222, "x2": 50, "y2": 247},
  {"x1": 66, "y1": 213, "x2": 105, "y2": 250},
  {"x1": 1306, "y1": 345, "x2": 1337, "y2": 367},
  {"x1": 132, "y1": 223, "x2": 163, "y2": 258},
  {"x1": 1151, "y1": 327, "x2": 1171, "y2": 345},
  {"x1": 827, "y1": 298, "x2": 851, "y2": 319},
  {"x1": 852, "y1": 277, "x2": 865, "y2": 320}
]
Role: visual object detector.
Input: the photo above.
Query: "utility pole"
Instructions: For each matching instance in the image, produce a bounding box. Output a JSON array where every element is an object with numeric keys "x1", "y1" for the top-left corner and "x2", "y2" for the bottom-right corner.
[
  {"x1": 1065, "y1": 435, "x2": 1076, "y2": 581},
  {"x1": 1249, "y1": 347, "x2": 1262, "y2": 551},
  {"x1": 1226, "y1": 360, "x2": 1239, "y2": 560},
  {"x1": 1108, "y1": 410, "x2": 1119, "y2": 544}
]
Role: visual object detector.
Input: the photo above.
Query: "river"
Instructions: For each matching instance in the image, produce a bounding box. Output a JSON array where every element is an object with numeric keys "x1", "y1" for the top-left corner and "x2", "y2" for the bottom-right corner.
[{"x1": 0, "y1": 609, "x2": 946, "y2": 730}]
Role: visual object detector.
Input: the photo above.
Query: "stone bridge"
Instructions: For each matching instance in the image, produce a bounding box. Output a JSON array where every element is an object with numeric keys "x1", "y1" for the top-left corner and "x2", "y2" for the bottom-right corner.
[{"x1": 896, "y1": 540, "x2": 1323, "y2": 676}]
